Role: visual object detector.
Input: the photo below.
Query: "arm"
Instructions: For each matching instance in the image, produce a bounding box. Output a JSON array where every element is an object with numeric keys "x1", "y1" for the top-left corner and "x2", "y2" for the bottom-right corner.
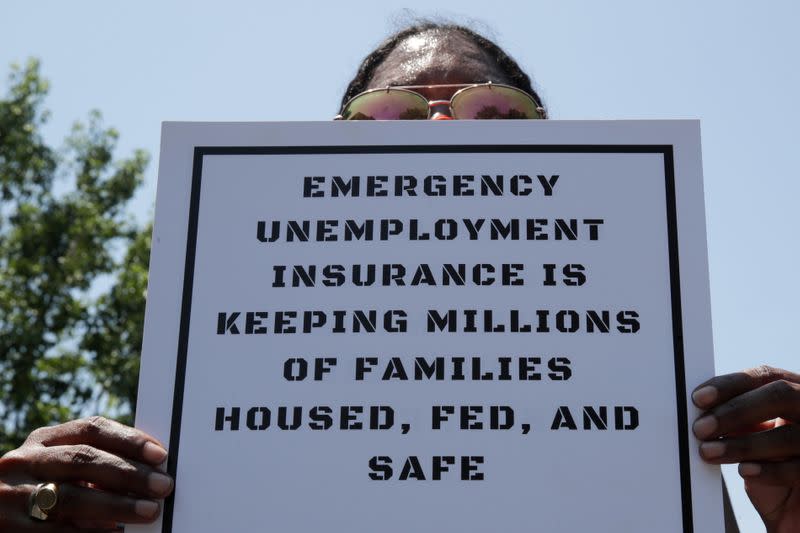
[
  {"x1": 0, "y1": 417, "x2": 173, "y2": 531},
  {"x1": 693, "y1": 366, "x2": 800, "y2": 533}
]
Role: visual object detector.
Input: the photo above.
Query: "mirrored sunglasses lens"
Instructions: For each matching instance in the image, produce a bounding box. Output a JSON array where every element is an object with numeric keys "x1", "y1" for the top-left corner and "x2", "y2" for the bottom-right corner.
[
  {"x1": 342, "y1": 90, "x2": 428, "y2": 120},
  {"x1": 451, "y1": 85, "x2": 539, "y2": 119}
]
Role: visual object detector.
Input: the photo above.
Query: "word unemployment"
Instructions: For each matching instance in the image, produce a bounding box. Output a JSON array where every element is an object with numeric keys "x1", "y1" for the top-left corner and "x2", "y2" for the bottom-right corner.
[{"x1": 257, "y1": 218, "x2": 604, "y2": 243}]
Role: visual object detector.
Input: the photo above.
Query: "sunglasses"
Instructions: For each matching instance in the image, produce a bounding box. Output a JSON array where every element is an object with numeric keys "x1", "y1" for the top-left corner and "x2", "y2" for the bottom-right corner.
[{"x1": 336, "y1": 82, "x2": 547, "y2": 121}]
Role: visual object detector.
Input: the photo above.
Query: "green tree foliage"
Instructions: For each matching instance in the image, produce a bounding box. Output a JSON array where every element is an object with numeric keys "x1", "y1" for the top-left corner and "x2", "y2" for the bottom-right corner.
[
  {"x1": 81, "y1": 224, "x2": 151, "y2": 425},
  {"x1": 0, "y1": 59, "x2": 149, "y2": 452}
]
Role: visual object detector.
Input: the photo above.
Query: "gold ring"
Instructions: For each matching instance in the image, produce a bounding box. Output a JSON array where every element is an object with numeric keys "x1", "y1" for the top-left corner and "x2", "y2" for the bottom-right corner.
[{"x1": 29, "y1": 482, "x2": 59, "y2": 521}]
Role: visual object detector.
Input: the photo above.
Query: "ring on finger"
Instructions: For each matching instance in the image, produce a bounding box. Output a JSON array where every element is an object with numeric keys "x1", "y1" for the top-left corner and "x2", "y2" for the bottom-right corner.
[{"x1": 29, "y1": 482, "x2": 59, "y2": 521}]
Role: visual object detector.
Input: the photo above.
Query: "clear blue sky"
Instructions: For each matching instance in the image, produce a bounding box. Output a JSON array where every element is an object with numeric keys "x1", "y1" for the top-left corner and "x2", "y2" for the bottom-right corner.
[{"x1": 2, "y1": 1, "x2": 798, "y2": 530}]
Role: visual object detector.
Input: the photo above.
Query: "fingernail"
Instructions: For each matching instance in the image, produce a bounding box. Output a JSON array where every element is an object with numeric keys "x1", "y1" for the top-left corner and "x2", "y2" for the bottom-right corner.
[
  {"x1": 739, "y1": 463, "x2": 761, "y2": 477},
  {"x1": 700, "y1": 441, "x2": 726, "y2": 459},
  {"x1": 692, "y1": 415, "x2": 718, "y2": 439},
  {"x1": 135, "y1": 499, "x2": 160, "y2": 519},
  {"x1": 148, "y1": 472, "x2": 174, "y2": 496},
  {"x1": 143, "y1": 442, "x2": 168, "y2": 464},
  {"x1": 692, "y1": 386, "x2": 718, "y2": 407}
]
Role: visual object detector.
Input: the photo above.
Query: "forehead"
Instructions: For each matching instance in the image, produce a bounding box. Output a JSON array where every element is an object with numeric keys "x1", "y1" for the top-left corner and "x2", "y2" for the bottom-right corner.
[{"x1": 366, "y1": 30, "x2": 512, "y2": 91}]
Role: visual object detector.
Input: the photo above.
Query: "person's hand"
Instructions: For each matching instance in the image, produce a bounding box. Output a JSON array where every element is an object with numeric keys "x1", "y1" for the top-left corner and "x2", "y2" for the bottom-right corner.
[
  {"x1": 0, "y1": 416, "x2": 173, "y2": 532},
  {"x1": 693, "y1": 366, "x2": 800, "y2": 533}
]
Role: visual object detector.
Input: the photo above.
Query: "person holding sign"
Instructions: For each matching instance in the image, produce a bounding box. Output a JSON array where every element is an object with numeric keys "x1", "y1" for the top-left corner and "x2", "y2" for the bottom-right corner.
[{"x1": 0, "y1": 21, "x2": 797, "y2": 533}]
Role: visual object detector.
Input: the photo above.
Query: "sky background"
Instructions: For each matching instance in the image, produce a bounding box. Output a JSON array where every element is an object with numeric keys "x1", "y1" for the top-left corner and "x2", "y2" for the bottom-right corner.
[{"x1": 2, "y1": 1, "x2": 798, "y2": 530}]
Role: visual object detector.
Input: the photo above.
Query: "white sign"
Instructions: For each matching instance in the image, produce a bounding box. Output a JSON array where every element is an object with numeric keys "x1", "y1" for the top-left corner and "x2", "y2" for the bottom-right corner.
[{"x1": 133, "y1": 121, "x2": 723, "y2": 533}]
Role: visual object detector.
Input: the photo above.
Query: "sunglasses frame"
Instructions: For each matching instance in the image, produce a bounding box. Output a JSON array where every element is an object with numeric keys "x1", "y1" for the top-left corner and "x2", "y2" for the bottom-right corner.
[{"x1": 335, "y1": 81, "x2": 547, "y2": 120}]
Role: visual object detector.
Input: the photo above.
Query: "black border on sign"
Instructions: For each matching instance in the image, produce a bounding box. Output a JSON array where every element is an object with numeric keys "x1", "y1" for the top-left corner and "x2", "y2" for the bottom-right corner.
[{"x1": 162, "y1": 144, "x2": 691, "y2": 533}]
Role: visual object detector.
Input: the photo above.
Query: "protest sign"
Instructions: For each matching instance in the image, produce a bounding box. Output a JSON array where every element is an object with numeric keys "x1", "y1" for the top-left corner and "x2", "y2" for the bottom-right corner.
[{"x1": 132, "y1": 120, "x2": 723, "y2": 532}]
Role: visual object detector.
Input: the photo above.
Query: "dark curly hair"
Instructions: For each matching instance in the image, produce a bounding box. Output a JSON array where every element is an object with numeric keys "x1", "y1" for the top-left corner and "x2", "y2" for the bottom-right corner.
[{"x1": 340, "y1": 22, "x2": 545, "y2": 113}]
